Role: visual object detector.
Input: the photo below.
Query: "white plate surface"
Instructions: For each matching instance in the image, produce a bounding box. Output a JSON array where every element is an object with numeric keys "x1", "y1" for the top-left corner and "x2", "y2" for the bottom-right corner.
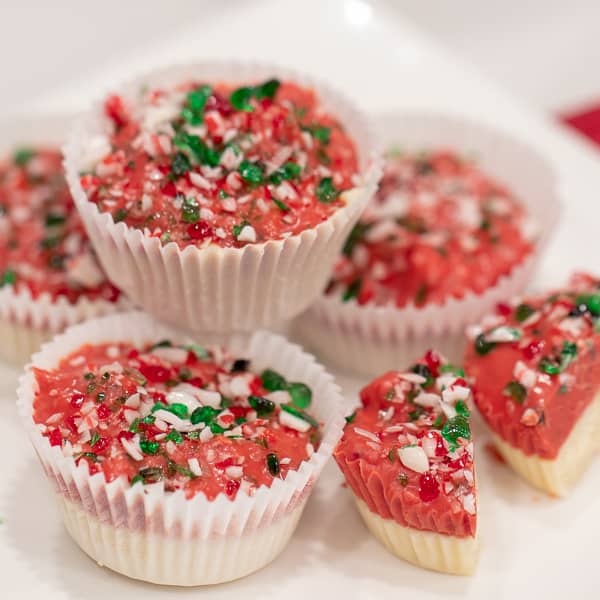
[{"x1": 1, "y1": 1, "x2": 598, "y2": 598}]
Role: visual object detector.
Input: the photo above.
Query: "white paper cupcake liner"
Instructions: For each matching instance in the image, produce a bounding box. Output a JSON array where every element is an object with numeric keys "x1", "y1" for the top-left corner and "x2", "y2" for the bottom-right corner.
[
  {"x1": 63, "y1": 61, "x2": 382, "y2": 334},
  {"x1": 0, "y1": 287, "x2": 128, "y2": 367},
  {"x1": 293, "y1": 111, "x2": 561, "y2": 376},
  {"x1": 16, "y1": 311, "x2": 346, "y2": 586},
  {"x1": 0, "y1": 113, "x2": 127, "y2": 366}
]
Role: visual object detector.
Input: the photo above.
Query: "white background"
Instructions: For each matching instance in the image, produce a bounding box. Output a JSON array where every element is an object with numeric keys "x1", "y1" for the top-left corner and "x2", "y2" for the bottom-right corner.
[
  {"x1": 2, "y1": 0, "x2": 600, "y2": 113},
  {"x1": 1, "y1": 1, "x2": 599, "y2": 598}
]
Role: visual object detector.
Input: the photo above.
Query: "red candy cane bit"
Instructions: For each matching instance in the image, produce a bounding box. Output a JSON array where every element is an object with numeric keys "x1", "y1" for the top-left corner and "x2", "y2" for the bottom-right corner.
[
  {"x1": 161, "y1": 180, "x2": 178, "y2": 198},
  {"x1": 424, "y1": 349, "x2": 442, "y2": 377},
  {"x1": 215, "y1": 457, "x2": 234, "y2": 470},
  {"x1": 418, "y1": 472, "x2": 440, "y2": 502},
  {"x1": 48, "y1": 429, "x2": 63, "y2": 447},
  {"x1": 225, "y1": 479, "x2": 240, "y2": 497},
  {"x1": 205, "y1": 92, "x2": 233, "y2": 116},
  {"x1": 80, "y1": 174, "x2": 100, "y2": 189},
  {"x1": 104, "y1": 94, "x2": 129, "y2": 128},
  {"x1": 187, "y1": 221, "x2": 214, "y2": 241},
  {"x1": 229, "y1": 406, "x2": 248, "y2": 419},
  {"x1": 92, "y1": 437, "x2": 109, "y2": 454},
  {"x1": 523, "y1": 339, "x2": 545, "y2": 361},
  {"x1": 66, "y1": 415, "x2": 79, "y2": 433},
  {"x1": 70, "y1": 392, "x2": 85, "y2": 409},
  {"x1": 139, "y1": 363, "x2": 171, "y2": 383},
  {"x1": 118, "y1": 430, "x2": 134, "y2": 442},
  {"x1": 96, "y1": 403, "x2": 112, "y2": 420},
  {"x1": 152, "y1": 391, "x2": 167, "y2": 404},
  {"x1": 496, "y1": 301, "x2": 512, "y2": 316}
]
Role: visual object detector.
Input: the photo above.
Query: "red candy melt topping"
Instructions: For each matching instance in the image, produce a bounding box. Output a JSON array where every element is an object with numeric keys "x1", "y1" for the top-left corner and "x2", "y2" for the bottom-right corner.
[
  {"x1": 80, "y1": 78, "x2": 359, "y2": 248},
  {"x1": 464, "y1": 272, "x2": 600, "y2": 459},
  {"x1": 328, "y1": 150, "x2": 534, "y2": 307},
  {"x1": 33, "y1": 340, "x2": 320, "y2": 500},
  {"x1": 334, "y1": 351, "x2": 476, "y2": 538},
  {"x1": 0, "y1": 147, "x2": 118, "y2": 302}
]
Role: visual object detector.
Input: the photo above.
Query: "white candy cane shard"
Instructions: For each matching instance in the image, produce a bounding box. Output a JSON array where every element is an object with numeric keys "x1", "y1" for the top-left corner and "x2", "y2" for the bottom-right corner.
[
  {"x1": 485, "y1": 326, "x2": 522, "y2": 343},
  {"x1": 398, "y1": 445, "x2": 429, "y2": 474}
]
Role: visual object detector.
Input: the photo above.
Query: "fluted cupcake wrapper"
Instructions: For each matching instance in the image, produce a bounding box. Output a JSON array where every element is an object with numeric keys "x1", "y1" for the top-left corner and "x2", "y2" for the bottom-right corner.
[
  {"x1": 16, "y1": 311, "x2": 346, "y2": 586},
  {"x1": 0, "y1": 286, "x2": 127, "y2": 366},
  {"x1": 63, "y1": 61, "x2": 382, "y2": 334},
  {"x1": 0, "y1": 113, "x2": 126, "y2": 366},
  {"x1": 294, "y1": 112, "x2": 561, "y2": 376}
]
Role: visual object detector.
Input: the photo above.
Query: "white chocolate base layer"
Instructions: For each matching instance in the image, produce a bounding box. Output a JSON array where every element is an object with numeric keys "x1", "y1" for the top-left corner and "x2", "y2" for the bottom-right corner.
[
  {"x1": 59, "y1": 495, "x2": 305, "y2": 586},
  {"x1": 491, "y1": 389, "x2": 600, "y2": 497},
  {"x1": 0, "y1": 317, "x2": 51, "y2": 366},
  {"x1": 354, "y1": 498, "x2": 478, "y2": 575}
]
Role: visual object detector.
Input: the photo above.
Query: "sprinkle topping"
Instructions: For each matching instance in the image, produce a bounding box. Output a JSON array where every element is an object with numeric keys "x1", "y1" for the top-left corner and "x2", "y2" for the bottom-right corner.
[
  {"x1": 328, "y1": 149, "x2": 534, "y2": 307},
  {"x1": 33, "y1": 340, "x2": 320, "y2": 500},
  {"x1": 335, "y1": 349, "x2": 476, "y2": 526},
  {"x1": 81, "y1": 79, "x2": 360, "y2": 248},
  {"x1": 465, "y1": 272, "x2": 600, "y2": 458},
  {"x1": 0, "y1": 147, "x2": 119, "y2": 302}
]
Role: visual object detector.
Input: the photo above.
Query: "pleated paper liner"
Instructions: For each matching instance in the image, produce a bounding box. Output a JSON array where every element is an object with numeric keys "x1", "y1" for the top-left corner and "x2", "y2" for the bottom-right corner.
[
  {"x1": 64, "y1": 61, "x2": 382, "y2": 334},
  {"x1": 294, "y1": 111, "x2": 561, "y2": 376},
  {"x1": 16, "y1": 311, "x2": 346, "y2": 586}
]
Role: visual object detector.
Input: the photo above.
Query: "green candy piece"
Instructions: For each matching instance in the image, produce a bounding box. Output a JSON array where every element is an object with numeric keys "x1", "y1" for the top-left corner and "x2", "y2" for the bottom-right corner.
[
  {"x1": 0, "y1": 269, "x2": 16, "y2": 287},
  {"x1": 190, "y1": 406, "x2": 219, "y2": 425},
  {"x1": 170, "y1": 152, "x2": 191, "y2": 177},
  {"x1": 410, "y1": 363, "x2": 434, "y2": 388},
  {"x1": 230, "y1": 86, "x2": 254, "y2": 111},
  {"x1": 13, "y1": 148, "x2": 35, "y2": 166},
  {"x1": 238, "y1": 160, "x2": 265, "y2": 185},
  {"x1": 166, "y1": 403, "x2": 189, "y2": 419},
  {"x1": 515, "y1": 303, "x2": 535, "y2": 322},
  {"x1": 474, "y1": 333, "x2": 496, "y2": 356},
  {"x1": 287, "y1": 382, "x2": 312, "y2": 409},
  {"x1": 576, "y1": 294, "x2": 600, "y2": 316},
  {"x1": 165, "y1": 429, "x2": 183, "y2": 444},
  {"x1": 254, "y1": 79, "x2": 280, "y2": 100},
  {"x1": 140, "y1": 440, "x2": 159, "y2": 455},
  {"x1": 186, "y1": 343, "x2": 210, "y2": 360},
  {"x1": 266, "y1": 452, "x2": 280, "y2": 476},
  {"x1": 248, "y1": 395, "x2": 275, "y2": 417},
  {"x1": 454, "y1": 400, "x2": 471, "y2": 417},
  {"x1": 316, "y1": 177, "x2": 339, "y2": 203},
  {"x1": 181, "y1": 197, "x2": 200, "y2": 224},
  {"x1": 182, "y1": 84, "x2": 213, "y2": 124},
  {"x1": 173, "y1": 131, "x2": 220, "y2": 167},
  {"x1": 441, "y1": 415, "x2": 471, "y2": 445},
  {"x1": 342, "y1": 278, "x2": 362, "y2": 302},
  {"x1": 503, "y1": 381, "x2": 527, "y2": 404},
  {"x1": 261, "y1": 369, "x2": 287, "y2": 392}
]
